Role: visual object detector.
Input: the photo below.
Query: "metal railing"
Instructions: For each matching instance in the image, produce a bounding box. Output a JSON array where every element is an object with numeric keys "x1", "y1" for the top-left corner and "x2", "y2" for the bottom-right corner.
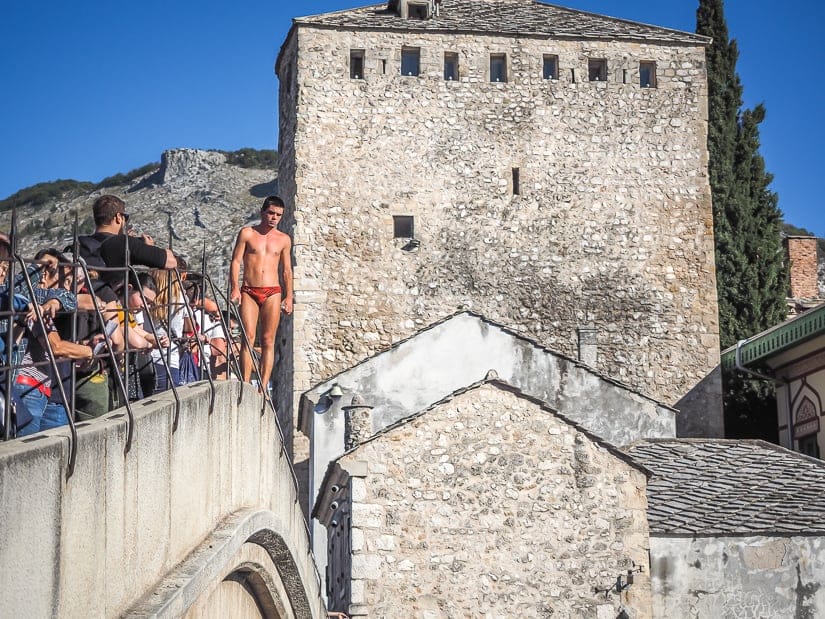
[{"x1": 0, "y1": 211, "x2": 291, "y2": 490}]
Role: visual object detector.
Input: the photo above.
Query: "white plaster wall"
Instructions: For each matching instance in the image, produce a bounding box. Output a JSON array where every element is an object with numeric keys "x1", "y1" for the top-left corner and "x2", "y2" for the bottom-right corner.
[
  {"x1": 302, "y1": 313, "x2": 674, "y2": 509},
  {"x1": 651, "y1": 535, "x2": 825, "y2": 618}
]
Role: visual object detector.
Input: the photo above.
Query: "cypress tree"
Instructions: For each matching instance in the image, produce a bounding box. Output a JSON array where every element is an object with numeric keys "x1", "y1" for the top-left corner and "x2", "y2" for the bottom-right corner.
[{"x1": 697, "y1": 0, "x2": 788, "y2": 439}]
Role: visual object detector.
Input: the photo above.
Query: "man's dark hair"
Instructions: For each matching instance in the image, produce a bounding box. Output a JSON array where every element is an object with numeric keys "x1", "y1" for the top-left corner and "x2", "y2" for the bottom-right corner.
[
  {"x1": 137, "y1": 271, "x2": 157, "y2": 294},
  {"x1": 261, "y1": 196, "x2": 285, "y2": 212},
  {"x1": 0, "y1": 238, "x2": 11, "y2": 260},
  {"x1": 92, "y1": 194, "x2": 126, "y2": 226},
  {"x1": 34, "y1": 247, "x2": 70, "y2": 264}
]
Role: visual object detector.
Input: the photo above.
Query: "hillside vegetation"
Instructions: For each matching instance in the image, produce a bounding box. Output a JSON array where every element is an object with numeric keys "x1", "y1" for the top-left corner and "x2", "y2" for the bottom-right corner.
[{"x1": 0, "y1": 148, "x2": 277, "y2": 213}]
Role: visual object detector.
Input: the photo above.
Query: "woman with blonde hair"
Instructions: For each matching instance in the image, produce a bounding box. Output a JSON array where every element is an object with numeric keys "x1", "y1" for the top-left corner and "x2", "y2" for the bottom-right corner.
[{"x1": 148, "y1": 269, "x2": 185, "y2": 392}]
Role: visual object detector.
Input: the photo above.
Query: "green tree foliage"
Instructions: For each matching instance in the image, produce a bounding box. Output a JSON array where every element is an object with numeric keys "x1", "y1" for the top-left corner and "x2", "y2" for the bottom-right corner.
[
  {"x1": 698, "y1": 0, "x2": 788, "y2": 440},
  {"x1": 0, "y1": 179, "x2": 94, "y2": 213},
  {"x1": 221, "y1": 148, "x2": 278, "y2": 169},
  {"x1": 97, "y1": 162, "x2": 159, "y2": 189}
]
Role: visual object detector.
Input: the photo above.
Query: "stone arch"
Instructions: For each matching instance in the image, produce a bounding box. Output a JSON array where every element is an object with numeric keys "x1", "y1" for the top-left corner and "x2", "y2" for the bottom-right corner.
[{"x1": 126, "y1": 510, "x2": 322, "y2": 618}]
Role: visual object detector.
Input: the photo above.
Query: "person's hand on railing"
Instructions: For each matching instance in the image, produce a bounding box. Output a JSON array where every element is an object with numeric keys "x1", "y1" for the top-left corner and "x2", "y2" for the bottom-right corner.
[
  {"x1": 40, "y1": 299, "x2": 60, "y2": 320},
  {"x1": 229, "y1": 287, "x2": 241, "y2": 305}
]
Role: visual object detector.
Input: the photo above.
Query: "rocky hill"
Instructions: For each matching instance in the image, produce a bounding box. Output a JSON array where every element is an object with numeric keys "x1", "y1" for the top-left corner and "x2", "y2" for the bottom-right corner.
[{"x1": 0, "y1": 148, "x2": 277, "y2": 292}]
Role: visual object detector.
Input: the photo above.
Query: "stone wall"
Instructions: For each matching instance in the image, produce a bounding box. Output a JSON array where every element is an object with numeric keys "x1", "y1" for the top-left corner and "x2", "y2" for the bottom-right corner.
[
  {"x1": 332, "y1": 383, "x2": 652, "y2": 617},
  {"x1": 277, "y1": 24, "x2": 720, "y2": 430},
  {"x1": 651, "y1": 535, "x2": 825, "y2": 617}
]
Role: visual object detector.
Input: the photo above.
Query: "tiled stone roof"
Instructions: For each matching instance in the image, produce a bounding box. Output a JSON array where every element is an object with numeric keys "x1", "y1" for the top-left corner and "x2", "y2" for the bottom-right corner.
[
  {"x1": 625, "y1": 439, "x2": 825, "y2": 536},
  {"x1": 294, "y1": 1, "x2": 709, "y2": 45}
]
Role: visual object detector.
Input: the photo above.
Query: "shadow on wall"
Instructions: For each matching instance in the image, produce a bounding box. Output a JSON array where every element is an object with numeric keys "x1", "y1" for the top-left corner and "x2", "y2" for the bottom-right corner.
[
  {"x1": 250, "y1": 180, "x2": 279, "y2": 198},
  {"x1": 675, "y1": 366, "x2": 724, "y2": 438}
]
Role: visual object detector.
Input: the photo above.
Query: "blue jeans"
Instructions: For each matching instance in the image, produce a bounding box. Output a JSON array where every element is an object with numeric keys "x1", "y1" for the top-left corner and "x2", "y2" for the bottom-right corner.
[
  {"x1": 13, "y1": 383, "x2": 48, "y2": 437},
  {"x1": 41, "y1": 402, "x2": 69, "y2": 431},
  {"x1": 153, "y1": 364, "x2": 180, "y2": 394}
]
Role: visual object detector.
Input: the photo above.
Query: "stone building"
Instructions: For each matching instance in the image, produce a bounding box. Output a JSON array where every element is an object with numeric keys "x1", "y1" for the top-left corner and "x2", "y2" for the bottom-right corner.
[
  {"x1": 274, "y1": 0, "x2": 723, "y2": 447},
  {"x1": 314, "y1": 380, "x2": 653, "y2": 618},
  {"x1": 626, "y1": 439, "x2": 825, "y2": 617},
  {"x1": 722, "y1": 301, "x2": 825, "y2": 458}
]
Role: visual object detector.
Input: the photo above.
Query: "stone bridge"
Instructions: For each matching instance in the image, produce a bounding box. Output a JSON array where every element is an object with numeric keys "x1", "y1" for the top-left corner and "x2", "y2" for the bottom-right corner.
[{"x1": 0, "y1": 381, "x2": 325, "y2": 618}]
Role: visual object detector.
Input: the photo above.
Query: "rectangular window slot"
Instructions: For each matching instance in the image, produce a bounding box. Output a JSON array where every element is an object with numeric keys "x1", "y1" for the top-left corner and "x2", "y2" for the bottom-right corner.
[
  {"x1": 408, "y1": 3, "x2": 430, "y2": 19},
  {"x1": 350, "y1": 50, "x2": 365, "y2": 80},
  {"x1": 490, "y1": 54, "x2": 507, "y2": 83},
  {"x1": 393, "y1": 215, "x2": 415, "y2": 238},
  {"x1": 542, "y1": 55, "x2": 558, "y2": 80},
  {"x1": 381, "y1": 59, "x2": 387, "y2": 75},
  {"x1": 444, "y1": 52, "x2": 459, "y2": 81},
  {"x1": 401, "y1": 47, "x2": 420, "y2": 77},
  {"x1": 640, "y1": 61, "x2": 657, "y2": 88},
  {"x1": 512, "y1": 168, "x2": 521, "y2": 196},
  {"x1": 571, "y1": 68, "x2": 576, "y2": 82},
  {"x1": 588, "y1": 58, "x2": 607, "y2": 82},
  {"x1": 622, "y1": 69, "x2": 628, "y2": 84}
]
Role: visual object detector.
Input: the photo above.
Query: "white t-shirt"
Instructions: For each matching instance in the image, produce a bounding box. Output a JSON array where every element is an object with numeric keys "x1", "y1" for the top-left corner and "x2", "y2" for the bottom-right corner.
[{"x1": 148, "y1": 307, "x2": 184, "y2": 369}]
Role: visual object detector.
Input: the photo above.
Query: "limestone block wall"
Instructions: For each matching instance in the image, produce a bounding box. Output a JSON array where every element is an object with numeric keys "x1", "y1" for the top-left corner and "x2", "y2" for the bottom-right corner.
[
  {"x1": 335, "y1": 383, "x2": 652, "y2": 617},
  {"x1": 277, "y1": 25, "x2": 720, "y2": 425},
  {"x1": 651, "y1": 536, "x2": 825, "y2": 617}
]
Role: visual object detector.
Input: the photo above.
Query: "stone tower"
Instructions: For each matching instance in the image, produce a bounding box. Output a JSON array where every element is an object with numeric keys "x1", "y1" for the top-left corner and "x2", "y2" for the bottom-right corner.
[{"x1": 275, "y1": 0, "x2": 722, "y2": 450}]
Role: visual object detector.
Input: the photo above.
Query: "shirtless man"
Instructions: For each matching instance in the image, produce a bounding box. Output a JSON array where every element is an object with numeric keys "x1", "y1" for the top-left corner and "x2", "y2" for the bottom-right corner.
[{"x1": 229, "y1": 196, "x2": 293, "y2": 391}]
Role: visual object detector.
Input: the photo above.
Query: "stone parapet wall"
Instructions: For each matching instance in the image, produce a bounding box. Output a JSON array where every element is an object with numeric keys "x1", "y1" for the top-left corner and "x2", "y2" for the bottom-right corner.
[
  {"x1": 336, "y1": 383, "x2": 652, "y2": 617},
  {"x1": 278, "y1": 25, "x2": 720, "y2": 421},
  {"x1": 0, "y1": 382, "x2": 324, "y2": 618}
]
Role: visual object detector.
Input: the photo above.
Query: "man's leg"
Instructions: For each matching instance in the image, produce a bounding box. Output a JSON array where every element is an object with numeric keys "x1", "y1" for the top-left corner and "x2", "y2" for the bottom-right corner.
[
  {"x1": 238, "y1": 292, "x2": 260, "y2": 384},
  {"x1": 257, "y1": 294, "x2": 282, "y2": 394}
]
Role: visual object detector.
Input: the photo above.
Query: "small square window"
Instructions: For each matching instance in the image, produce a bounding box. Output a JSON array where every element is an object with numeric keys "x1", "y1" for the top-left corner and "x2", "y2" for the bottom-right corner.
[
  {"x1": 444, "y1": 52, "x2": 459, "y2": 81},
  {"x1": 542, "y1": 55, "x2": 558, "y2": 80},
  {"x1": 588, "y1": 58, "x2": 607, "y2": 82},
  {"x1": 408, "y1": 3, "x2": 429, "y2": 19},
  {"x1": 640, "y1": 61, "x2": 657, "y2": 88},
  {"x1": 490, "y1": 54, "x2": 507, "y2": 83},
  {"x1": 393, "y1": 215, "x2": 415, "y2": 238},
  {"x1": 350, "y1": 50, "x2": 365, "y2": 80},
  {"x1": 401, "y1": 47, "x2": 420, "y2": 77}
]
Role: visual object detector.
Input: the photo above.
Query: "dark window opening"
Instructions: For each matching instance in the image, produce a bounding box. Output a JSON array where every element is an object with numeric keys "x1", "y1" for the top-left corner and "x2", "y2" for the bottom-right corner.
[
  {"x1": 512, "y1": 168, "x2": 520, "y2": 195},
  {"x1": 408, "y1": 3, "x2": 429, "y2": 19},
  {"x1": 588, "y1": 58, "x2": 607, "y2": 82},
  {"x1": 799, "y1": 435, "x2": 820, "y2": 459},
  {"x1": 542, "y1": 55, "x2": 558, "y2": 80},
  {"x1": 393, "y1": 215, "x2": 415, "y2": 238},
  {"x1": 401, "y1": 47, "x2": 420, "y2": 77},
  {"x1": 622, "y1": 69, "x2": 628, "y2": 84},
  {"x1": 571, "y1": 68, "x2": 576, "y2": 82},
  {"x1": 381, "y1": 59, "x2": 387, "y2": 74},
  {"x1": 490, "y1": 54, "x2": 507, "y2": 83},
  {"x1": 350, "y1": 50, "x2": 365, "y2": 80},
  {"x1": 640, "y1": 61, "x2": 656, "y2": 88},
  {"x1": 444, "y1": 52, "x2": 459, "y2": 81}
]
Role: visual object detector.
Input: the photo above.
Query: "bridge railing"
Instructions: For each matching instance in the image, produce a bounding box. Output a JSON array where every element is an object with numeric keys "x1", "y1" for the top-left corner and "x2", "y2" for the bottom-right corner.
[{"x1": 0, "y1": 210, "x2": 296, "y2": 499}]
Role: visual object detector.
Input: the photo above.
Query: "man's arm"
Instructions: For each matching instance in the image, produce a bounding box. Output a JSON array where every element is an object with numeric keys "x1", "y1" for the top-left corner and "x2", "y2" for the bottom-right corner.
[
  {"x1": 47, "y1": 331, "x2": 94, "y2": 360},
  {"x1": 280, "y1": 236, "x2": 293, "y2": 315},
  {"x1": 229, "y1": 229, "x2": 247, "y2": 303}
]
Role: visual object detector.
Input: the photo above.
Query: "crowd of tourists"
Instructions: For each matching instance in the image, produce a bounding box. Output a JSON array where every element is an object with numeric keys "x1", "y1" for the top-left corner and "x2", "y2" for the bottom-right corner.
[{"x1": 0, "y1": 195, "x2": 240, "y2": 438}]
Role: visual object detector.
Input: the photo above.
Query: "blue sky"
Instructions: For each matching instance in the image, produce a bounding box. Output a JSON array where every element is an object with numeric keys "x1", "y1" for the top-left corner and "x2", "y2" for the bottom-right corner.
[{"x1": 1, "y1": 1, "x2": 822, "y2": 235}]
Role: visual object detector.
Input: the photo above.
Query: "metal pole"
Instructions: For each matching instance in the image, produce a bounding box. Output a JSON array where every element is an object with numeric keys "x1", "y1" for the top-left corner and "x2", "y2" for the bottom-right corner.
[{"x1": 14, "y1": 255, "x2": 78, "y2": 476}]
